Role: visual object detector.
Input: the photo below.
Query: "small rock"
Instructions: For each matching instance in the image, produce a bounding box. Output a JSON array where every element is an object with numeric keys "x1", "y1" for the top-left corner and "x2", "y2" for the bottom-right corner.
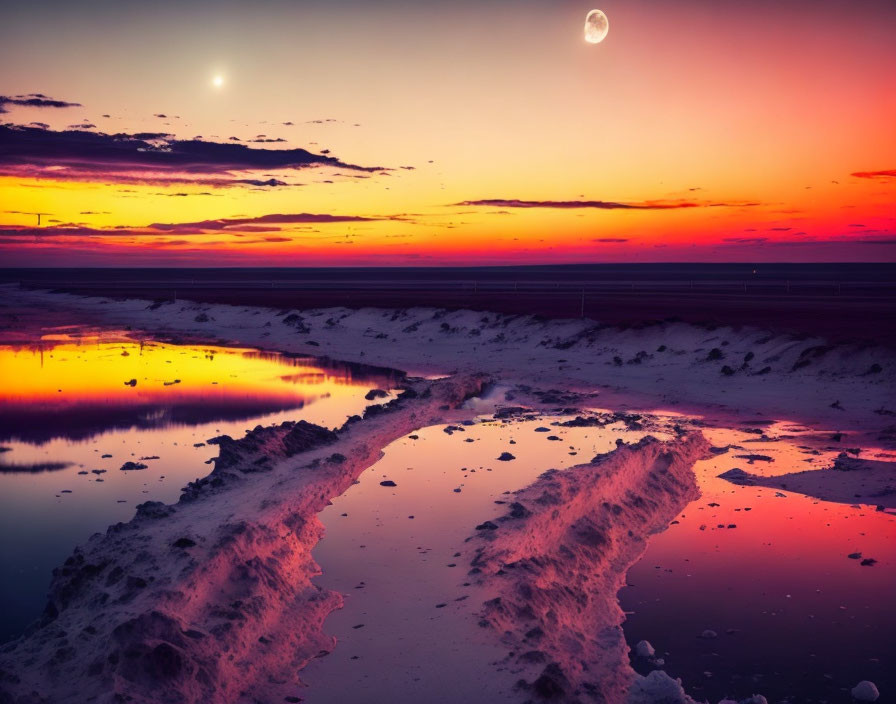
[
  {"x1": 475, "y1": 521, "x2": 499, "y2": 531},
  {"x1": 633, "y1": 640, "x2": 655, "y2": 658},
  {"x1": 851, "y1": 681, "x2": 879, "y2": 702},
  {"x1": 379, "y1": 480, "x2": 397, "y2": 487},
  {"x1": 497, "y1": 452, "x2": 516, "y2": 461}
]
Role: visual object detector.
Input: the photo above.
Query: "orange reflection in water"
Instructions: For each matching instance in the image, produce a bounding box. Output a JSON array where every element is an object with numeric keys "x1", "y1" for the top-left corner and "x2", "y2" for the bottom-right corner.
[{"x1": 0, "y1": 336, "x2": 370, "y2": 408}]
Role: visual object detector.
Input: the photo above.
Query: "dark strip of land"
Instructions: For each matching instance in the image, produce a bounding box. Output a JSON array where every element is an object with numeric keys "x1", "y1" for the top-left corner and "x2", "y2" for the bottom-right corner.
[{"x1": 3, "y1": 264, "x2": 894, "y2": 346}]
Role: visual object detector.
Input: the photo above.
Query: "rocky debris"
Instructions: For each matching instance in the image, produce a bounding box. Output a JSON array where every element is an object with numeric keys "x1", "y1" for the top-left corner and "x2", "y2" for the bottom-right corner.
[
  {"x1": 497, "y1": 452, "x2": 516, "y2": 461},
  {"x1": 833, "y1": 452, "x2": 866, "y2": 471},
  {"x1": 119, "y1": 461, "x2": 148, "y2": 471},
  {"x1": 557, "y1": 416, "x2": 611, "y2": 428},
  {"x1": 627, "y1": 670, "x2": 700, "y2": 704},
  {"x1": 468, "y1": 433, "x2": 710, "y2": 703},
  {"x1": 734, "y1": 454, "x2": 774, "y2": 464},
  {"x1": 632, "y1": 640, "x2": 655, "y2": 658},
  {"x1": 0, "y1": 372, "x2": 490, "y2": 704},
  {"x1": 282, "y1": 313, "x2": 310, "y2": 333},
  {"x1": 493, "y1": 406, "x2": 535, "y2": 419},
  {"x1": 851, "y1": 681, "x2": 880, "y2": 701},
  {"x1": 206, "y1": 420, "x2": 339, "y2": 476}
]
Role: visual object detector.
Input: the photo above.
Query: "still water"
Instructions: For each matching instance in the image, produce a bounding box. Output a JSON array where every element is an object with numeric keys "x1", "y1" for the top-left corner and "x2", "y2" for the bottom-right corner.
[
  {"x1": 303, "y1": 409, "x2": 894, "y2": 704},
  {"x1": 0, "y1": 331, "x2": 399, "y2": 641}
]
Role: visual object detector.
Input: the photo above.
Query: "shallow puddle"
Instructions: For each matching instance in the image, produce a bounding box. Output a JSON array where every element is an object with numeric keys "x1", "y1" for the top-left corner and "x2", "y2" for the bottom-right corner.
[
  {"x1": 621, "y1": 422, "x2": 895, "y2": 703},
  {"x1": 304, "y1": 409, "x2": 893, "y2": 703},
  {"x1": 0, "y1": 331, "x2": 399, "y2": 641},
  {"x1": 303, "y1": 412, "x2": 660, "y2": 702}
]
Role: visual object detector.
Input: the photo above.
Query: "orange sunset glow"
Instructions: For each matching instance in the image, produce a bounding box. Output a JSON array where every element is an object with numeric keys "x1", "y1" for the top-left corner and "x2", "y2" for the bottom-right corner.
[{"x1": 1, "y1": 0, "x2": 894, "y2": 265}]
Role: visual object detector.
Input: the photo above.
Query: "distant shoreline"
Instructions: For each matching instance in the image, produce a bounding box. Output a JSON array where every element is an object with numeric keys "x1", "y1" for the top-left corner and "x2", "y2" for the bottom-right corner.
[{"x1": 3, "y1": 263, "x2": 894, "y2": 345}]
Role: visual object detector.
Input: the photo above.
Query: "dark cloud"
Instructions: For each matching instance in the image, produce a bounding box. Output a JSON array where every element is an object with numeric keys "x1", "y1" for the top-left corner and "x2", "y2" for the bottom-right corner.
[
  {"x1": 0, "y1": 124, "x2": 386, "y2": 186},
  {"x1": 0, "y1": 94, "x2": 81, "y2": 113},
  {"x1": 235, "y1": 178, "x2": 290, "y2": 187},
  {"x1": 454, "y1": 198, "x2": 760, "y2": 210},
  {"x1": 850, "y1": 169, "x2": 896, "y2": 181},
  {"x1": 148, "y1": 213, "x2": 381, "y2": 233},
  {"x1": 0, "y1": 225, "x2": 129, "y2": 239},
  {"x1": 721, "y1": 236, "x2": 896, "y2": 247},
  {"x1": 0, "y1": 210, "x2": 384, "y2": 241}
]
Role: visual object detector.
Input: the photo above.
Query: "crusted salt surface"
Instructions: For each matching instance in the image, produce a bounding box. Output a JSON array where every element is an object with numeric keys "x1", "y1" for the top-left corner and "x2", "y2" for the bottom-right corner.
[
  {"x1": 4, "y1": 287, "x2": 894, "y2": 430},
  {"x1": 466, "y1": 433, "x2": 711, "y2": 703},
  {"x1": 719, "y1": 452, "x2": 896, "y2": 510},
  {"x1": 0, "y1": 374, "x2": 488, "y2": 704}
]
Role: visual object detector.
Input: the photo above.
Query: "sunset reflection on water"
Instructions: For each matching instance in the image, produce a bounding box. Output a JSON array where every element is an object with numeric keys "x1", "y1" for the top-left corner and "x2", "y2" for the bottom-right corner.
[{"x1": 0, "y1": 331, "x2": 400, "y2": 641}]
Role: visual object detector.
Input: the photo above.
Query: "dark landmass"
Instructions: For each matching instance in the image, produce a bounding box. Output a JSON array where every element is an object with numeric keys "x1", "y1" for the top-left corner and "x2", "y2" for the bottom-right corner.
[{"x1": 3, "y1": 264, "x2": 895, "y2": 345}]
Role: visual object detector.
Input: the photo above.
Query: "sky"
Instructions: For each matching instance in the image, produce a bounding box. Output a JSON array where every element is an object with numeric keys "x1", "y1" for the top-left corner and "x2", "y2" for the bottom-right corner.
[{"x1": 1, "y1": 0, "x2": 894, "y2": 266}]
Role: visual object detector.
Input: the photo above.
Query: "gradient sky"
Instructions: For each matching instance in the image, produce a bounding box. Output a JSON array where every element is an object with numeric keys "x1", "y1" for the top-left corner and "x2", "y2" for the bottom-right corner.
[{"x1": 1, "y1": 0, "x2": 894, "y2": 265}]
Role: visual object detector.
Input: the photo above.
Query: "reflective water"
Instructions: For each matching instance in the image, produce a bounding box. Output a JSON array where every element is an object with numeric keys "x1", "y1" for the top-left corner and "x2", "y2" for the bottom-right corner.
[
  {"x1": 0, "y1": 331, "x2": 400, "y2": 641},
  {"x1": 304, "y1": 413, "x2": 651, "y2": 703},
  {"x1": 304, "y1": 408, "x2": 893, "y2": 703},
  {"x1": 621, "y1": 421, "x2": 895, "y2": 703}
]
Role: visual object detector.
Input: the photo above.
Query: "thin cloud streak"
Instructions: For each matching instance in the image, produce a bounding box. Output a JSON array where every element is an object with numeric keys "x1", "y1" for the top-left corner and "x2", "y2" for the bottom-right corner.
[
  {"x1": 850, "y1": 169, "x2": 896, "y2": 181},
  {"x1": 0, "y1": 94, "x2": 81, "y2": 113},
  {"x1": 454, "y1": 198, "x2": 761, "y2": 210}
]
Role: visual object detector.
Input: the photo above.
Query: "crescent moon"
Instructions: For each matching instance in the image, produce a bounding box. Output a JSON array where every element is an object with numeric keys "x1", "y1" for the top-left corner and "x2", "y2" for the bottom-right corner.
[{"x1": 584, "y1": 9, "x2": 609, "y2": 44}]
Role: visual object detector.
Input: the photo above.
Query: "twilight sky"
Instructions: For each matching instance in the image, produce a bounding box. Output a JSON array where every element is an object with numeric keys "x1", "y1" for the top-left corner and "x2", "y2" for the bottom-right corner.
[{"x1": 1, "y1": 0, "x2": 894, "y2": 266}]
